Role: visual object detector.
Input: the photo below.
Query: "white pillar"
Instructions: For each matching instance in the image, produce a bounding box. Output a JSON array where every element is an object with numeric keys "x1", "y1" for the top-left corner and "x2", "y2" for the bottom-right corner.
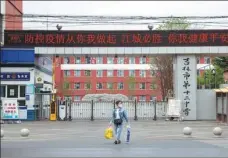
[{"x1": 173, "y1": 54, "x2": 197, "y2": 120}]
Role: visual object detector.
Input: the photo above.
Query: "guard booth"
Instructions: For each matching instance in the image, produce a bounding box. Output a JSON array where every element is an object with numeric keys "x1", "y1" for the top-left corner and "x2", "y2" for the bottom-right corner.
[{"x1": 214, "y1": 87, "x2": 228, "y2": 124}]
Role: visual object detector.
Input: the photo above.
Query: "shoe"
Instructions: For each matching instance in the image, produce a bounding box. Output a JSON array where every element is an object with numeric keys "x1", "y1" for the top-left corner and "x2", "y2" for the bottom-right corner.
[
  {"x1": 114, "y1": 140, "x2": 118, "y2": 144},
  {"x1": 117, "y1": 140, "x2": 121, "y2": 144}
]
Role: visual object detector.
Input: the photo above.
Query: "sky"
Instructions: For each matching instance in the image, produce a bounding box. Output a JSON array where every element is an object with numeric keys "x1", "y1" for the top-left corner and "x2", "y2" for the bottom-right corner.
[{"x1": 23, "y1": 1, "x2": 228, "y2": 30}]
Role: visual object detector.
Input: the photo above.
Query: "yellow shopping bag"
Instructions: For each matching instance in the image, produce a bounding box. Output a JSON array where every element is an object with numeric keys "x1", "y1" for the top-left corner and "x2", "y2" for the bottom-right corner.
[{"x1": 104, "y1": 127, "x2": 113, "y2": 139}]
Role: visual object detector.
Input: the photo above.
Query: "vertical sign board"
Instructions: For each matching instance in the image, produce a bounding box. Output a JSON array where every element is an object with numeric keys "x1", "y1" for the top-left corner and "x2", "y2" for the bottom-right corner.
[
  {"x1": 2, "y1": 99, "x2": 19, "y2": 120},
  {"x1": 176, "y1": 55, "x2": 197, "y2": 120}
]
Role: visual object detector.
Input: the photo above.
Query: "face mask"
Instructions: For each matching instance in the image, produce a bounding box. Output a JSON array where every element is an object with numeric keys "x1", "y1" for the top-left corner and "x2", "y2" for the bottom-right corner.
[{"x1": 118, "y1": 104, "x2": 123, "y2": 108}]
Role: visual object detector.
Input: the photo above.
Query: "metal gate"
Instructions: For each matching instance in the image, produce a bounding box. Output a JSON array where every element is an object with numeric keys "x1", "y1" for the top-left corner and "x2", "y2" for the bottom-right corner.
[
  {"x1": 67, "y1": 100, "x2": 167, "y2": 121},
  {"x1": 34, "y1": 93, "x2": 52, "y2": 120}
]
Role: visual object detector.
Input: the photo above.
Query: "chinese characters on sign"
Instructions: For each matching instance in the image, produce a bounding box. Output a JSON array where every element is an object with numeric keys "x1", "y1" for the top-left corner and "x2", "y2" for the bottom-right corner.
[
  {"x1": 2, "y1": 99, "x2": 19, "y2": 119},
  {"x1": 182, "y1": 58, "x2": 191, "y2": 116},
  {"x1": 4, "y1": 30, "x2": 228, "y2": 47},
  {"x1": 0, "y1": 72, "x2": 30, "y2": 81}
]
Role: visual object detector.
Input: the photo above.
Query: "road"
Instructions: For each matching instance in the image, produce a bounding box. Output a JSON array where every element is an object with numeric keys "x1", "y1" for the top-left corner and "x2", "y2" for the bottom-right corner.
[{"x1": 1, "y1": 120, "x2": 228, "y2": 157}]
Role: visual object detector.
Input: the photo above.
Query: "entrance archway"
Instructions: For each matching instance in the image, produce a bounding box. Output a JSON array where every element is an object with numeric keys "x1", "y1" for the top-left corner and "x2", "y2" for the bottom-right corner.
[{"x1": 4, "y1": 29, "x2": 228, "y2": 120}]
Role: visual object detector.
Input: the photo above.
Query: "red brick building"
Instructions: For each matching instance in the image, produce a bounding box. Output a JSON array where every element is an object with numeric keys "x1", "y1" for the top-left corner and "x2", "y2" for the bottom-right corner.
[
  {"x1": 197, "y1": 56, "x2": 213, "y2": 76},
  {"x1": 224, "y1": 69, "x2": 228, "y2": 83},
  {"x1": 3, "y1": 0, "x2": 23, "y2": 30},
  {"x1": 54, "y1": 56, "x2": 162, "y2": 101},
  {"x1": 54, "y1": 55, "x2": 213, "y2": 101}
]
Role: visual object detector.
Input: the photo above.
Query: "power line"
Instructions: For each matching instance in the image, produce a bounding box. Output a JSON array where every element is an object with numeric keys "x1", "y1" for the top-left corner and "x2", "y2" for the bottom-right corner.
[
  {"x1": 3, "y1": 14, "x2": 228, "y2": 20},
  {"x1": 3, "y1": 13, "x2": 228, "y2": 29}
]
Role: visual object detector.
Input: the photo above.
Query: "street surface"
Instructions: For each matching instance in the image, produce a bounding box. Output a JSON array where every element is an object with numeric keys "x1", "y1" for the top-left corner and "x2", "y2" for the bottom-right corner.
[{"x1": 1, "y1": 120, "x2": 228, "y2": 157}]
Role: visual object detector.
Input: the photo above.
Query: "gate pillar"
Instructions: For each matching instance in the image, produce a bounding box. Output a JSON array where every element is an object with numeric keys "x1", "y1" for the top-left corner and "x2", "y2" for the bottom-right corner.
[{"x1": 173, "y1": 54, "x2": 197, "y2": 120}]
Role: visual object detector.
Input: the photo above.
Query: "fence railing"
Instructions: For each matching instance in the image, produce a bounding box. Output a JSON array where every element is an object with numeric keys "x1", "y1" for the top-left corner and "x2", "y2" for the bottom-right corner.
[
  {"x1": 1, "y1": 100, "x2": 168, "y2": 121},
  {"x1": 57, "y1": 100, "x2": 168, "y2": 121}
]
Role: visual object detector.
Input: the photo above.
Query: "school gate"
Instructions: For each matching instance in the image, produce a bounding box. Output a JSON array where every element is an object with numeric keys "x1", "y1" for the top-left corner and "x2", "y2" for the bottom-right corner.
[{"x1": 3, "y1": 29, "x2": 228, "y2": 121}]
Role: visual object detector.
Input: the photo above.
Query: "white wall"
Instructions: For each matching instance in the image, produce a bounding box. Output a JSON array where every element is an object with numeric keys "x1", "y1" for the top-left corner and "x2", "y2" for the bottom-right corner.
[
  {"x1": 61, "y1": 64, "x2": 152, "y2": 70},
  {"x1": 196, "y1": 90, "x2": 216, "y2": 120},
  {"x1": 61, "y1": 64, "x2": 212, "y2": 70},
  {"x1": 35, "y1": 69, "x2": 52, "y2": 85},
  {"x1": 35, "y1": 46, "x2": 228, "y2": 55}
]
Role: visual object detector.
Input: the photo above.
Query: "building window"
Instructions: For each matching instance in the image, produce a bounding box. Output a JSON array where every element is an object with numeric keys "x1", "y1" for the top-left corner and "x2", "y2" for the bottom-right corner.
[
  {"x1": 129, "y1": 83, "x2": 135, "y2": 89},
  {"x1": 74, "y1": 70, "x2": 80, "y2": 77},
  {"x1": 150, "y1": 96, "x2": 156, "y2": 101},
  {"x1": 7, "y1": 85, "x2": 18, "y2": 98},
  {"x1": 75, "y1": 57, "x2": 81, "y2": 64},
  {"x1": 139, "y1": 70, "x2": 146, "y2": 77},
  {"x1": 107, "y1": 70, "x2": 113, "y2": 77},
  {"x1": 74, "y1": 83, "x2": 80, "y2": 89},
  {"x1": 0, "y1": 85, "x2": 6, "y2": 97},
  {"x1": 85, "y1": 83, "x2": 91, "y2": 89},
  {"x1": 107, "y1": 83, "x2": 113, "y2": 89},
  {"x1": 139, "y1": 83, "x2": 146, "y2": 89},
  {"x1": 85, "y1": 70, "x2": 91, "y2": 76},
  {"x1": 85, "y1": 56, "x2": 91, "y2": 64},
  {"x1": 63, "y1": 57, "x2": 70, "y2": 64},
  {"x1": 129, "y1": 57, "x2": 135, "y2": 64},
  {"x1": 64, "y1": 70, "x2": 70, "y2": 77},
  {"x1": 117, "y1": 70, "x2": 124, "y2": 77},
  {"x1": 19, "y1": 86, "x2": 25, "y2": 98},
  {"x1": 129, "y1": 96, "x2": 136, "y2": 100},
  {"x1": 150, "y1": 70, "x2": 156, "y2": 77},
  {"x1": 150, "y1": 83, "x2": 157, "y2": 90},
  {"x1": 74, "y1": 96, "x2": 81, "y2": 101},
  {"x1": 96, "y1": 57, "x2": 103, "y2": 64},
  {"x1": 64, "y1": 83, "x2": 70, "y2": 89},
  {"x1": 107, "y1": 57, "x2": 114, "y2": 64},
  {"x1": 96, "y1": 70, "x2": 103, "y2": 77},
  {"x1": 117, "y1": 57, "x2": 124, "y2": 64},
  {"x1": 204, "y1": 57, "x2": 211, "y2": 64},
  {"x1": 96, "y1": 83, "x2": 103, "y2": 89},
  {"x1": 139, "y1": 95, "x2": 146, "y2": 101},
  {"x1": 197, "y1": 57, "x2": 200, "y2": 64},
  {"x1": 18, "y1": 100, "x2": 26, "y2": 106},
  {"x1": 139, "y1": 57, "x2": 146, "y2": 64},
  {"x1": 117, "y1": 82, "x2": 124, "y2": 90},
  {"x1": 64, "y1": 96, "x2": 72, "y2": 100},
  {"x1": 129, "y1": 70, "x2": 135, "y2": 77}
]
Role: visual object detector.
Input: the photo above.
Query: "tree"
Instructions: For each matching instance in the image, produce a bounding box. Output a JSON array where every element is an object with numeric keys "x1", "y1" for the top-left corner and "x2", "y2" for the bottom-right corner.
[
  {"x1": 56, "y1": 75, "x2": 71, "y2": 99},
  {"x1": 85, "y1": 75, "x2": 92, "y2": 95},
  {"x1": 107, "y1": 78, "x2": 115, "y2": 94},
  {"x1": 126, "y1": 76, "x2": 136, "y2": 99},
  {"x1": 150, "y1": 18, "x2": 191, "y2": 101},
  {"x1": 213, "y1": 57, "x2": 228, "y2": 70},
  {"x1": 197, "y1": 65, "x2": 224, "y2": 89}
]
